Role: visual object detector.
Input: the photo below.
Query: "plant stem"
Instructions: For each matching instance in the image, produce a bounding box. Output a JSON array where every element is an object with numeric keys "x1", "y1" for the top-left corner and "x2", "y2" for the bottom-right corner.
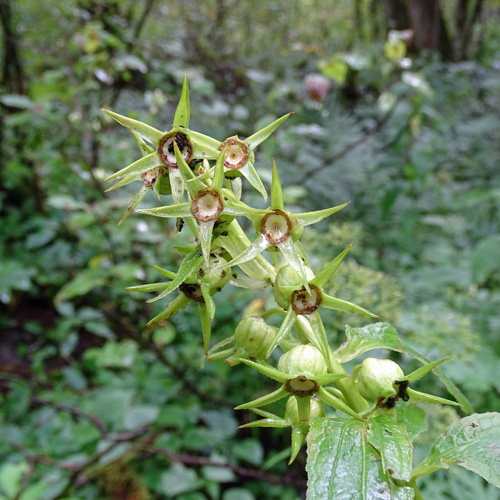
[
  {"x1": 221, "y1": 219, "x2": 275, "y2": 281},
  {"x1": 311, "y1": 314, "x2": 369, "y2": 413}
]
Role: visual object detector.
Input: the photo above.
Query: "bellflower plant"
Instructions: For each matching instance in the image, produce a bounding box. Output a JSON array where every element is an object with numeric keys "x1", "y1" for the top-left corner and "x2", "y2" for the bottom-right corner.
[{"x1": 103, "y1": 77, "x2": 500, "y2": 500}]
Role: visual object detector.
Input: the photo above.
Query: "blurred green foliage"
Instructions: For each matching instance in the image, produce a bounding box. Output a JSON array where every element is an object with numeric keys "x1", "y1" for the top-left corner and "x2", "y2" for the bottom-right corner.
[{"x1": 1, "y1": 0, "x2": 500, "y2": 498}]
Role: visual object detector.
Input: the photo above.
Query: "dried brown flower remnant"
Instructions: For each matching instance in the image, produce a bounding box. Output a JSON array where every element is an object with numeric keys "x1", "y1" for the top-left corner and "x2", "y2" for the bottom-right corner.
[{"x1": 158, "y1": 131, "x2": 192, "y2": 168}]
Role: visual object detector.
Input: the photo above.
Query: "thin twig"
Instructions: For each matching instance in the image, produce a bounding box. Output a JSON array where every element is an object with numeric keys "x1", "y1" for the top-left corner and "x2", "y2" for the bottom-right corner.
[
  {"x1": 30, "y1": 396, "x2": 108, "y2": 436},
  {"x1": 152, "y1": 448, "x2": 306, "y2": 489}
]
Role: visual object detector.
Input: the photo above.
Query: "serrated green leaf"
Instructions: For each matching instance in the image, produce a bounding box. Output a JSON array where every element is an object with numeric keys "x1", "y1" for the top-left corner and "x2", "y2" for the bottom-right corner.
[
  {"x1": 397, "y1": 404, "x2": 427, "y2": 439},
  {"x1": 306, "y1": 418, "x2": 414, "y2": 500},
  {"x1": 334, "y1": 323, "x2": 403, "y2": 362},
  {"x1": 368, "y1": 414, "x2": 413, "y2": 481},
  {"x1": 413, "y1": 413, "x2": 500, "y2": 487}
]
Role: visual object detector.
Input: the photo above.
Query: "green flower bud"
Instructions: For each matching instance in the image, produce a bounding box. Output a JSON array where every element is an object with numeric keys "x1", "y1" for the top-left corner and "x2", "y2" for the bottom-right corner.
[
  {"x1": 198, "y1": 254, "x2": 231, "y2": 292},
  {"x1": 357, "y1": 358, "x2": 404, "y2": 402},
  {"x1": 233, "y1": 316, "x2": 277, "y2": 360},
  {"x1": 278, "y1": 344, "x2": 327, "y2": 397},
  {"x1": 273, "y1": 265, "x2": 314, "y2": 309}
]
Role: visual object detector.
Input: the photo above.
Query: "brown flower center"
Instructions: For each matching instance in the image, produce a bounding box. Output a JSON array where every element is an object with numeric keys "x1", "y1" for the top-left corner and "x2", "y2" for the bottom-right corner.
[
  {"x1": 158, "y1": 131, "x2": 193, "y2": 168},
  {"x1": 191, "y1": 189, "x2": 224, "y2": 223},
  {"x1": 219, "y1": 137, "x2": 249, "y2": 169},
  {"x1": 259, "y1": 209, "x2": 292, "y2": 245},
  {"x1": 179, "y1": 283, "x2": 204, "y2": 303},
  {"x1": 291, "y1": 284, "x2": 322, "y2": 314},
  {"x1": 285, "y1": 376, "x2": 319, "y2": 397}
]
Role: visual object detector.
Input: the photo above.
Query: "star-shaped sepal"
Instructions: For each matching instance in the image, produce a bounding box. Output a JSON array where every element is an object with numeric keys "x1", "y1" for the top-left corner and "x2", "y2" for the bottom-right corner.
[
  {"x1": 218, "y1": 113, "x2": 292, "y2": 200},
  {"x1": 218, "y1": 160, "x2": 349, "y2": 289},
  {"x1": 234, "y1": 344, "x2": 362, "y2": 421},
  {"x1": 135, "y1": 146, "x2": 267, "y2": 265},
  {"x1": 265, "y1": 246, "x2": 378, "y2": 358},
  {"x1": 126, "y1": 246, "x2": 231, "y2": 353},
  {"x1": 102, "y1": 75, "x2": 220, "y2": 206},
  {"x1": 239, "y1": 396, "x2": 326, "y2": 464}
]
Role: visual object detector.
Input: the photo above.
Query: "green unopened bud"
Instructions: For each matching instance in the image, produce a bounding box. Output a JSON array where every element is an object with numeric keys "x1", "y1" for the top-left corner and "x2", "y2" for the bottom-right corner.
[
  {"x1": 197, "y1": 254, "x2": 231, "y2": 293},
  {"x1": 278, "y1": 344, "x2": 327, "y2": 396},
  {"x1": 286, "y1": 395, "x2": 325, "y2": 464},
  {"x1": 273, "y1": 265, "x2": 314, "y2": 309},
  {"x1": 357, "y1": 358, "x2": 404, "y2": 402},
  {"x1": 232, "y1": 316, "x2": 277, "y2": 361}
]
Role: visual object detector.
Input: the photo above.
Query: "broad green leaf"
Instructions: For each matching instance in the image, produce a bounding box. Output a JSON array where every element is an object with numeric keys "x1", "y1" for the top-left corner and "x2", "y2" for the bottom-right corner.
[
  {"x1": 413, "y1": 413, "x2": 500, "y2": 487},
  {"x1": 86, "y1": 340, "x2": 138, "y2": 368},
  {"x1": 368, "y1": 414, "x2": 413, "y2": 481},
  {"x1": 397, "y1": 404, "x2": 427, "y2": 439},
  {"x1": 334, "y1": 322, "x2": 473, "y2": 414},
  {"x1": 158, "y1": 463, "x2": 200, "y2": 497},
  {"x1": 232, "y1": 439, "x2": 264, "y2": 466},
  {"x1": 223, "y1": 488, "x2": 255, "y2": 500},
  {"x1": 306, "y1": 418, "x2": 414, "y2": 500},
  {"x1": 334, "y1": 323, "x2": 403, "y2": 363},
  {"x1": 471, "y1": 235, "x2": 500, "y2": 283},
  {"x1": 0, "y1": 461, "x2": 29, "y2": 497},
  {"x1": 123, "y1": 405, "x2": 160, "y2": 430}
]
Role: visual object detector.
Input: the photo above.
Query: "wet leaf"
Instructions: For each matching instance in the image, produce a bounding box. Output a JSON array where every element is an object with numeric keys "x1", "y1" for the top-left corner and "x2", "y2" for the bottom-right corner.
[
  {"x1": 413, "y1": 412, "x2": 500, "y2": 486},
  {"x1": 367, "y1": 414, "x2": 413, "y2": 482},
  {"x1": 306, "y1": 418, "x2": 414, "y2": 500}
]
